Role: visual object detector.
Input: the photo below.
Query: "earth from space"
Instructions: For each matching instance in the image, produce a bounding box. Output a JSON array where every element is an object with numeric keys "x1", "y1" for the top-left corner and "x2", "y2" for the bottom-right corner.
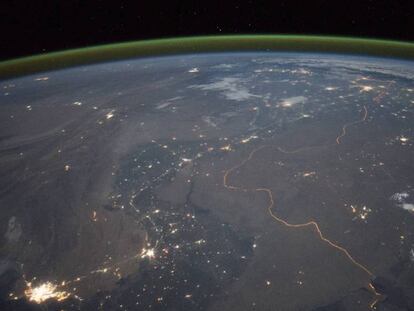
[{"x1": 0, "y1": 52, "x2": 414, "y2": 311}]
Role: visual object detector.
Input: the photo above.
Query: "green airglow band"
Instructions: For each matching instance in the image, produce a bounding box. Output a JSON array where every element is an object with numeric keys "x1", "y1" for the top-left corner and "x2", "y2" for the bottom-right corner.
[{"x1": 1, "y1": 35, "x2": 414, "y2": 79}]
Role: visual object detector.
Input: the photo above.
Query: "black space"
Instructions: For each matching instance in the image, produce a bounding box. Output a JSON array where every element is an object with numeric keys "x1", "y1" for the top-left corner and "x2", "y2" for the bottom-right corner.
[{"x1": 1, "y1": 0, "x2": 413, "y2": 61}]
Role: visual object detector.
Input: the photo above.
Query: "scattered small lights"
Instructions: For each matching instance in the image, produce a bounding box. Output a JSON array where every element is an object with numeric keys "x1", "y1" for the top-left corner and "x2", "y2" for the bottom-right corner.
[{"x1": 350, "y1": 205, "x2": 372, "y2": 221}]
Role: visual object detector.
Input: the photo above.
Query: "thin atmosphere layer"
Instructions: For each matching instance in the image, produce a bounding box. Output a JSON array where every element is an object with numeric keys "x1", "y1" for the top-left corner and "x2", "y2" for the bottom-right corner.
[{"x1": 1, "y1": 35, "x2": 414, "y2": 79}]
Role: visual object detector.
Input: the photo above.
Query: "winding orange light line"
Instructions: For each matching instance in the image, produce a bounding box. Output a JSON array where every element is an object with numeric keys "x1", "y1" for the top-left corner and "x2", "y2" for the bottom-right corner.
[
  {"x1": 336, "y1": 105, "x2": 368, "y2": 144},
  {"x1": 223, "y1": 105, "x2": 383, "y2": 308},
  {"x1": 223, "y1": 146, "x2": 373, "y2": 276}
]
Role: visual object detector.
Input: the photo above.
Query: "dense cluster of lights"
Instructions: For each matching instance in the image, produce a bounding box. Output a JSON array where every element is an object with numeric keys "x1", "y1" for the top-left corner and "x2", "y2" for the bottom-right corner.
[{"x1": 24, "y1": 282, "x2": 70, "y2": 304}]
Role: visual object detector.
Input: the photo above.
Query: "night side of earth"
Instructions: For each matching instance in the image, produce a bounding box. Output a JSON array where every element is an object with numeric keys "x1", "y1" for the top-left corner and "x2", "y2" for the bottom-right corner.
[{"x1": 0, "y1": 51, "x2": 414, "y2": 311}]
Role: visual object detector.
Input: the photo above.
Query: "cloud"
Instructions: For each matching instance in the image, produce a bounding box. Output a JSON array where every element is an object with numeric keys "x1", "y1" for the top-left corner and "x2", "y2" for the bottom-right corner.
[
  {"x1": 189, "y1": 77, "x2": 261, "y2": 101},
  {"x1": 390, "y1": 192, "x2": 414, "y2": 213}
]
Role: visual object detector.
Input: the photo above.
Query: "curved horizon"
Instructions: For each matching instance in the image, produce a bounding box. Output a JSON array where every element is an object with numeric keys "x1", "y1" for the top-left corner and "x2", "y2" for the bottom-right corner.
[{"x1": 1, "y1": 34, "x2": 414, "y2": 79}]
